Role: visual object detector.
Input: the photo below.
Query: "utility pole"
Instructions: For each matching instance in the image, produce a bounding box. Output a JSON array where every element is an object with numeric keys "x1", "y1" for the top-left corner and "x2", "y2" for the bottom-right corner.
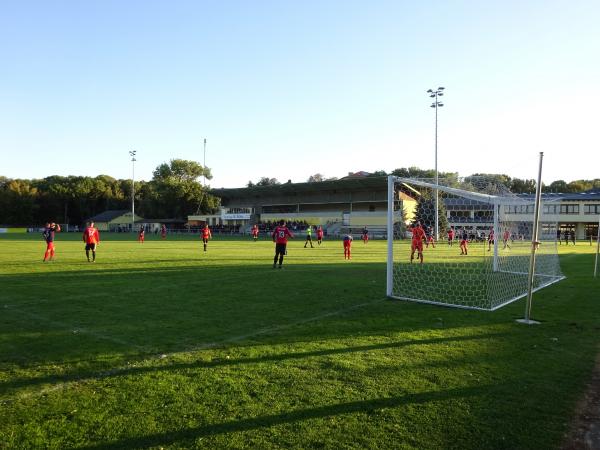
[{"x1": 129, "y1": 150, "x2": 137, "y2": 231}]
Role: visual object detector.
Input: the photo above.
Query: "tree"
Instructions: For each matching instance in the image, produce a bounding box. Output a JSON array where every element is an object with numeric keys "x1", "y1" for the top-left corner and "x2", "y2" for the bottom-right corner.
[
  {"x1": 368, "y1": 170, "x2": 388, "y2": 177},
  {"x1": 567, "y1": 180, "x2": 593, "y2": 193},
  {"x1": 150, "y1": 159, "x2": 216, "y2": 218},
  {"x1": 152, "y1": 159, "x2": 211, "y2": 183},
  {"x1": 391, "y1": 167, "x2": 458, "y2": 185},
  {"x1": 544, "y1": 180, "x2": 569, "y2": 193},
  {"x1": 307, "y1": 174, "x2": 325, "y2": 183},
  {"x1": 254, "y1": 177, "x2": 280, "y2": 186},
  {"x1": 510, "y1": 178, "x2": 536, "y2": 194},
  {"x1": 463, "y1": 174, "x2": 512, "y2": 194},
  {"x1": 1, "y1": 179, "x2": 38, "y2": 225},
  {"x1": 413, "y1": 190, "x2": 449, "y2": 236}
]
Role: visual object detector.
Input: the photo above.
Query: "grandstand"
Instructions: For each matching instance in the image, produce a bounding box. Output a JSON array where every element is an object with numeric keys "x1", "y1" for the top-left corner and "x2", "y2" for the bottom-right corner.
[{"x1": 189, "y1": 176, "x2": 416, "y2": 239}]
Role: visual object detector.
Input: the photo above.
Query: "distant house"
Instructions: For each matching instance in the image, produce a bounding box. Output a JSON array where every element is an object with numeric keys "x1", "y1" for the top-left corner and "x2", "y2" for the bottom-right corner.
[{"x1": 86, "y1": 210, "x2": 143, "y2": 231}]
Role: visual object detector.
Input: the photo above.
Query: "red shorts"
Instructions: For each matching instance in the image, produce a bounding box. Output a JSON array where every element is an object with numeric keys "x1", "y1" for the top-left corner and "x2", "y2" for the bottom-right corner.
[
  {"x1": 343, "y1": 241, "x2": 352, "y2": 248},
  {"x1": 411, "y1": 240, "x2": 423, "y2": 252},
  {"x1": 46, "y1": 242, "x2": 55, "y2": 251},
  {"x1": 460, "y1": 239, "x2": 468, "y2": 245}
]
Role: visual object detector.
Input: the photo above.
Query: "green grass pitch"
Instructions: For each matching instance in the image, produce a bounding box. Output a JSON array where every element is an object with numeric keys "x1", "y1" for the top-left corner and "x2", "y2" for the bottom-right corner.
[{"x1": 1, "y1": 232, "x2": 599, "y2": 449}]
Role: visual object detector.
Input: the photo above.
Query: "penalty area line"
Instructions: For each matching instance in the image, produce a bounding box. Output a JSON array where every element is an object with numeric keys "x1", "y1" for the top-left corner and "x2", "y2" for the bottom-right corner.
[{"x1": 3, "y1": 297, "x2": 389, "y2": 403}]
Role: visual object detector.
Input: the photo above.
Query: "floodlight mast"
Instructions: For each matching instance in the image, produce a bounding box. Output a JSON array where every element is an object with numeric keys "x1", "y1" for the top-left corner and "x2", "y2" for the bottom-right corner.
[
  {"x1": 427, "y1": 87, "x2": 445, "y2": 240},
  {"x1": 203, "y1": 138, "x2": 207, "y2": 186},
  {"x1": 129, "y1": 150, "x2": 137, "y2": 232}
]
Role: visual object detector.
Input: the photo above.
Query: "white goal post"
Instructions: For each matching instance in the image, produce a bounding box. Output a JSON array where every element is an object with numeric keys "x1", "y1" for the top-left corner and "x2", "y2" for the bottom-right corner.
[{"x1": 386, "y1": 175, "x2": 565, "y2": 311}]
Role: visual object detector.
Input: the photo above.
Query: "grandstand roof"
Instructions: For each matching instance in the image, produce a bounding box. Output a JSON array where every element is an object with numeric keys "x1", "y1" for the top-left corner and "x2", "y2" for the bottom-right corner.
[
  {"x1": 212, "y1": 176, "x2": 388, "y2": 201},
  {"x1": 559, "y1": 188, "x2": 600, "y2": 201},
  {"x1": 516, "y1": 188, "x2": 600, "y2": 202},
  {"x1": 87, "y1": 210, "x2": 131, "y2": 222},
  {"x1": 135, "y1": 218, "x2": 185, "y2": 224}
]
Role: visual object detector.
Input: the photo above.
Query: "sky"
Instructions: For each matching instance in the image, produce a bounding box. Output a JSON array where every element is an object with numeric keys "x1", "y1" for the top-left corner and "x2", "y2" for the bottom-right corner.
[{"x1": 1, "y1": 0, "x2": 599, "y2": 188}]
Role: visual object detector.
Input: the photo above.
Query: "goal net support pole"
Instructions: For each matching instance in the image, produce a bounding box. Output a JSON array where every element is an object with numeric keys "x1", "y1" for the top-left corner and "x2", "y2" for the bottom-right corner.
[
  {"x1": 493, "y1": 200, "x2": 500, "y2": 272},
  {"x1": 595, "y1": 213, "x2": 600, "y2": 278},
  {"x1": 518, "y1": 152, "x2": 544, "y2": 324},
  {"x1": 386, "y1": 175, "x2": 394, "y2": 296}
]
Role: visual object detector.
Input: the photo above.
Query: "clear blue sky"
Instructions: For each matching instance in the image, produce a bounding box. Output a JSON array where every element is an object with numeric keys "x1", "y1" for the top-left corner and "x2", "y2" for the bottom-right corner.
[{"x1": 1, "y1": 1, "x2": 598, "y2": 188}]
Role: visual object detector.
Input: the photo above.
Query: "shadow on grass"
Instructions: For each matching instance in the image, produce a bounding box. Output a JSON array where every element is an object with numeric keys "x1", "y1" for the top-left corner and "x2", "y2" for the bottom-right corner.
[
  {"x1": 0, "y1": 331, "x2": 508, "y2": 395},
  {"x1": 1, "y1": 253, "x2": 592, "y2": 400},
  {"x1": 78, "y1": 382, "x2": 504, "y2": 450}
]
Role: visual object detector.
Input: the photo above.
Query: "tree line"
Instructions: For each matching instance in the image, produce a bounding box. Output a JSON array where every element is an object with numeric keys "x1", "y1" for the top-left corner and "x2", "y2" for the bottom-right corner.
[
  {"x1": 3, "y1": 163, "x2": 599, "y2": 227},
  {"x1": 0, "y1": 159, "x2": 219, "y2": 226},
  {"x1": 250, "y1": 167, "x2": 600, "y2": 194}
]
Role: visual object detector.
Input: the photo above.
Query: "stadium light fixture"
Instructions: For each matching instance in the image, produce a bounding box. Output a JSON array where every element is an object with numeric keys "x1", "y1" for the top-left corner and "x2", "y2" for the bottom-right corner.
[
  {"x1": 129, "y1": 150, "x2": 137, "y2": 232},
  {"x1": 427, "y1": 87, "x2": 445, "y2": 240},
  {"x1": 203, "y1": 138, "x2": 207, "y2": 187}
]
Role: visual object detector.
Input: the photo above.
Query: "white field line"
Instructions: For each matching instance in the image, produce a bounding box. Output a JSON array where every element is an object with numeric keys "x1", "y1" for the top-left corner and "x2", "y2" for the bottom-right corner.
[
  {"x1": 178, "y1": 297, "x2": 389, "y2": 353},
  {"x1": 2, "y1": 304, "x2": 149, "y2": 351},
  {"x1": 3, "y1": 297, "x2": 388, "y2": 402}
]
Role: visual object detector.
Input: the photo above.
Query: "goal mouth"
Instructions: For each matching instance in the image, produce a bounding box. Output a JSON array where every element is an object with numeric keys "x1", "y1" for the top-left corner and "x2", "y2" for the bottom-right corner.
[{"x1": 386, "y1": 176, "x2": 565, "y2": 311}]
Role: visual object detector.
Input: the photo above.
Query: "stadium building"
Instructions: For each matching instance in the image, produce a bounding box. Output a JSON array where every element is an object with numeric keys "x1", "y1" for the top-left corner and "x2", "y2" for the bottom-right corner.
[
  {"x1": 189, "y1": 176, "x2": 600, "y2": 240},
  {"x1": 446, "y1": 189, "x2": 600, "y2": 240},
  {"x1": 189, "y1": 176, "x2": 417, "y2": 237}
]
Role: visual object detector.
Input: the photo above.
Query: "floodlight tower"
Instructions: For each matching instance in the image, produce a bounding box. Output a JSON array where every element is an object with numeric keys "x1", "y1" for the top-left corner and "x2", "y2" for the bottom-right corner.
[
  {"x1": 203, "y1": 138, "x2": 207, "y2": 186},
  {"x1": 129, "y1": 150, "x2": 137, "y2": 231},
  {"x1": 427, "y1": 86, "x2": 445, "y2": 240}
]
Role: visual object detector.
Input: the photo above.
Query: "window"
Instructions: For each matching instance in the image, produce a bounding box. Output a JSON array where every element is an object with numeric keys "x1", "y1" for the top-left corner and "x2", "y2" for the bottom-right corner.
[
  {"x1": 584, "y1": 204, "x2": 600, "y2": 215},
  {"x1": 450, "y1": 211, "x2": 470, "y2": 218},
  {"x1": 505, "y1": 205, "x2": 534, "y2": 214},
  {"x1": 543, "y1": 204, "x2": 560, "y2": 214},
  {"x1": 560, "y1": 204, "x2": 579, "y2": 214}
]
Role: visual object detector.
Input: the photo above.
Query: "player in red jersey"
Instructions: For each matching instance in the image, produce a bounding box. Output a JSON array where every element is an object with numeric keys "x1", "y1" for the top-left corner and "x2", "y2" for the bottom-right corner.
[
  {"x1": 82, "y1": 221, "x2": 100, "y2": 262},
  {"x1": 502, "y1": 229, "x2": 511, "y2": 249},
  {"x1": 272, "y1": 219, "x2": 294, "y2": 269},
  {"x1": 447, "y1": 226, "x2": 455, "y2": 246},
  {"x1": 425, "y1": 226, "x2": 436, "y2": 248},
  {"x1": 316, "y1": 225, "x2": 324, "y2": 245},
  {"x1": 487, "y1": 228, "x2": 495, "y2": 252},
  {"x1": 138, "y1": 226, "x2": 145, "y2": 244},
  {"x1": 459, "y1": 228, "x2": 469, "y2": 255},
  {"x1": 201, "y1": 224, "x2": 212, "y2": 251},
  {"x1": 361, "y1": 227, "x2": 369, "y2": 244},
  {"x1": 410, "y1": 221, "x2": 426, "y2": 264},
  {"x1": 343, "y1": 234, "x2": 353, "y2": 259},
  {"x1": 161, "y1": 224, "x2": 167, "y2": 239},
  {"x1": 42, "y1": 222, "x2": 61, "y2": 262},
  {"x1": 251, "y1": 224, "x2": 259, "y2": 241}
]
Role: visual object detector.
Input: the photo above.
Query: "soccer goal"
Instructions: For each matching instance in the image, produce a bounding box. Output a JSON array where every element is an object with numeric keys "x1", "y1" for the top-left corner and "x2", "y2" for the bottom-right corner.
[{"x1": 386, "y1": 175, "x2": 565, "y2": 311}]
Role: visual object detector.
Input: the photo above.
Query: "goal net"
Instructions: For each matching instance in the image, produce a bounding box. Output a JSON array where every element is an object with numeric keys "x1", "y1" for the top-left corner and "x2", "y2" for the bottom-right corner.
[{"x1": 386, "y1": 175, "x2": 565, "y2": 310}]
